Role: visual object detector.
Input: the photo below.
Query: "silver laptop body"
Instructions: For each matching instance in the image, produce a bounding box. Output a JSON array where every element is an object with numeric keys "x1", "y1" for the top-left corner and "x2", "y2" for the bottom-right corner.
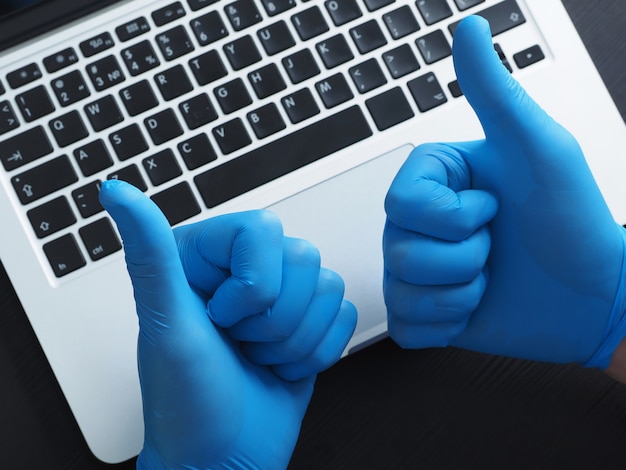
[{"x1": 0, "y1": 0, "x2": 624, "y2": 463}]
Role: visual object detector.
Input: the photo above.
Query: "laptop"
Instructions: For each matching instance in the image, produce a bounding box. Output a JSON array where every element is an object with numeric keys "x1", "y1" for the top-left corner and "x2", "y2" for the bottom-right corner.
[{"x1": 0, "y1": 0, "x2": 624, "y2": 463}]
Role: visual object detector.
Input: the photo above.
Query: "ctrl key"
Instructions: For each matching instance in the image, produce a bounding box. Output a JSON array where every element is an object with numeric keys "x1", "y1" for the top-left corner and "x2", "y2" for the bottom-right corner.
[
  {"x1": 43, "y1": 234, "x2": 86, "y2": 277},
  {"x1": 79, "y1": 218, "x2": 122, "y2": 261}
]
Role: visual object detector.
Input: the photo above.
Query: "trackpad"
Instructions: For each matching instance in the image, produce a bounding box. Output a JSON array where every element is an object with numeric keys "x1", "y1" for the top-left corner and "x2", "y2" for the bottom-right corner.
[{"x1": 267, "y1": 144, "x2": 413, "y2": 353}]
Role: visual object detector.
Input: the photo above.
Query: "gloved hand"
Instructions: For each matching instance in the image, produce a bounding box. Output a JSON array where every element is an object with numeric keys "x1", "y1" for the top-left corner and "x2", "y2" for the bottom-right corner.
[
  {"x1": 99, "y1": 180, "x2": 357, "y2": 469},
  {"x1": 383, "y1": 15, "x2": 626, "y2": 368}
]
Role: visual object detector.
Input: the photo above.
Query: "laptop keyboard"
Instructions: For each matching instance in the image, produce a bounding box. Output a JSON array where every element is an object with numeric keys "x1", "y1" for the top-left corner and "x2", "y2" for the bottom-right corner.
[{"x1": 0, "y1": 0, "x2": 544, "y2": 279}]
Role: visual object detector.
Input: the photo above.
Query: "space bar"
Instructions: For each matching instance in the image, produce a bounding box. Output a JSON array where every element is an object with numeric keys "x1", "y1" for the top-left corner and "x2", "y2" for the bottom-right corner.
[{"x1": 194, "y1": 105, "x2": 373, "y2": 208}]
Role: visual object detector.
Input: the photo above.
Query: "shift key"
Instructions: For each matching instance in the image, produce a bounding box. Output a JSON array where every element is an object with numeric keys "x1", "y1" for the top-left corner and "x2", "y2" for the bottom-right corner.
[{"x1": 11, "y1": 155, "x2": 78, "y2": 204}]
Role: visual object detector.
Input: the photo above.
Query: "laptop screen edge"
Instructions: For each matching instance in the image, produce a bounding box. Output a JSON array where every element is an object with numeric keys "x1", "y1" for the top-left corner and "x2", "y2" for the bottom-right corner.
[{"x1": 0, "y1": 0, "x2": 123, "y2": 52}]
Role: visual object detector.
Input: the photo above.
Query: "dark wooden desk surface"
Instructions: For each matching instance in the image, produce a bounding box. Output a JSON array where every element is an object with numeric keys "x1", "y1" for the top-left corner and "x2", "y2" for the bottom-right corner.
[{"x1": 1, "y1": 2, "x2": 625, "y2": 468}]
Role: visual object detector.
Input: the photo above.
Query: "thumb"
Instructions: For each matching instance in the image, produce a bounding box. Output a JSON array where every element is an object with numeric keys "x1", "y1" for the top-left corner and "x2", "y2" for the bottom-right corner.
[
  {"x1": 452, "y1": 15, "x2": 599, "y2": 192},
  {"x1": 453, "y1": 15, "x2": 553, "y2": 144},
  {"x1": 99, "y1": 180, "x2": 192, "y2": 343}
]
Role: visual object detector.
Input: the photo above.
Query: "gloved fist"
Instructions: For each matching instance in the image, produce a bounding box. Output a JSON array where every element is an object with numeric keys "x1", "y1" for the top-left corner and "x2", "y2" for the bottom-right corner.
[
  {"x1": 383, "y1": 15, "x2": 626, "y2": 368},
  {"x1": 99, "y1": 180, "x2": 357, "y2": 469}
]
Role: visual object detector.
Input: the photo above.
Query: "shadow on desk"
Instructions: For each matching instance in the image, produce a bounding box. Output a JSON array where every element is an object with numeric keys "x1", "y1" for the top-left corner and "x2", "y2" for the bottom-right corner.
[{"x1": 291, "y1": 340, "x2": 626, "y2": 469}]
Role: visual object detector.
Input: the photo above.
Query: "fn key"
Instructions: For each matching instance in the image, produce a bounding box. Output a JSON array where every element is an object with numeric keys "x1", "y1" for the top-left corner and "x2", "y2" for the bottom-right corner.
[{"x1": 44, "y1": 234, "x2": 86, "y2": 277}]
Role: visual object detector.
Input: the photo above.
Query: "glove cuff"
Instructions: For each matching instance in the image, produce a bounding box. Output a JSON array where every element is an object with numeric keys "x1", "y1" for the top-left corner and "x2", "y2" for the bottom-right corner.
[{"x1": 584, "y1": 226, "x2": 626, "y2": 369}]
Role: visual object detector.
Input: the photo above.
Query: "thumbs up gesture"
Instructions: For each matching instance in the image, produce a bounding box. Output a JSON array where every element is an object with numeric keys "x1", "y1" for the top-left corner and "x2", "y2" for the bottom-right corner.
[
  {"x1": 100, "y1": 180, "x2": 357, "y2": 469},
  {"x1": 383, "y1": 16, "x2": 626, "y2": 369}
]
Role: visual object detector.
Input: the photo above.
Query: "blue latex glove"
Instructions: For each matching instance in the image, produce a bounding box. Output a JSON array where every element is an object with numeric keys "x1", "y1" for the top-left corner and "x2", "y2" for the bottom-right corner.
[
  {"x1": 99, "y1": 180, "x2": 357, "y2": 469},
  {"x1": 383, "y1": 15, "x2": 626, "y2": 368}
]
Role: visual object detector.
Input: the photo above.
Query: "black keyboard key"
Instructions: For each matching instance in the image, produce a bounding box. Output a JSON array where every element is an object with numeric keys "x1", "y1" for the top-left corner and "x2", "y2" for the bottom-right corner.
[
  {"x1": 325, "y1": 0, "x2": 362, "y2": 26},
  {"x1": 74, "y1": 140, "x2": 114, "y2": 176},
  {"x1": 315, "y1": 73, "x2": 354, "y2": 108},
  {"x1": 152, "y1": 2, "x2": 186, "y2": 26},
  {"x1": 383, "y1": 44, "x2": 420, "y2": 78},
  {"x1": 44, "y1": 48, "x2": 79, "y2": 73},
  {"x1": 212, "y1": 118, "x2": 252, "y2": 154},
  {"x1": 87, "y1": 56, "x2": 126, "y2": 91},
  {"x1": 84, "y1": 95, "x2": 124, "y2": 132},
  {"x1": 247, "y1": 103, "x2": 286, "y2": 139},
  {"x1": 188, "y1": 0, "x2": 220, "y2": 11},
  {"x1": 248, "y1": 64, "x2": 287, "y2": 99},
  {"x1": 260, "y1": 0, "x2": 296, "y2": 16},
  {"x1": 107, "y1": 164, "x2": 148, "y2": 191},
  {"x1": 144, "y1": 109, "x2": 184, "y2": 145},
  {"x1": 214, "y1": 78, "x2": 253, "y2": 114},
  {"x1": 180, "y1": 93, "x2": 218, "y2": 129},
  {"x1": 408, "y1": 72, "x2": 447, "y2": 112},
  {"x1": 449, "y1": 0, "x2": 525, "y2": 36},
  {"x1": 7, "y1": 63, "x2": 42, "y2": 89},
  {"x1": 120, "y1": 80, "x2": 159, "y2": 116},
  {"x1": 72, "y1": 180, "x2": 105, "y2": 218},
  {"x1": 416, "y1": 30, "x2": 451, "y2": 64},
  {"x1": 116, "y1": 17, "x2": 151, "y2": 42},
  {"x1": 349, "y1": 58, "x2": 387, "y2": 94},
  {"x1": 155, "y1": 65, "x2": 193, "y2": 100},
  {"x1": 49, "y1": 111, "x2": 89, "y2": 147},
  {"x1": 151, "y1": 182, "x2": 201, "y2": 226},
  {"x1": 109, "y1": 124, "x2": 149, "y2": 161},
  {"x1": 0, "y1": 126, "x2": 52, "y2": 171},
  {"x1": 494, "y1": 43, "x2": 512, "y2": 72},
  {"x1": 282, "y1": 88, "x2": 320, "y2": 124},
  {"x1": 291, "y1": 6, "x2": 329, "y2": 41},
  {"x1": 190, "y1": 11, "x2": 229, "y2": 46},
  {"x1": 79, "y1": 217, "x2": 122, "y2": 261},
  {"x1": 453, "y1": 0, "x2": 485, "y2": 10},
  {"x1": 223, "y1": 35, "x2": 262, "y2": 70},
  {"x1": 195, "y1": 105, "x2": 372, "y2": 208},
  {"x1": 363, "y1": 0, "x2": 395, "y2": 11},
  {"x1": 282, "y1": 49, "x2": 321, "y2": 84},
  {"x1": 257, "y1": 20, "x2": 296, "y2": 56},
  {"x1": 43, "y1": 114, "x2": 79, "y2": 151},
  {"x1": 178, "y1": 133, "x2": 217, "y2": 170},
  {"x1": 11, "y1": 155, "x2": 78, "y2": 205},
  {"x1": 189, "y1": 50, "x2": 228, "y2": 85},
  {"x1": 143, "y1": 149, "x2": 183, "y2": 186},
  {"x1": 80, "y1": 32, "x2": 115, "y2": 58},
  {"x1": 121, "y1": 40, "x2": 161, "y2": 76},
  {"x1": 366, "y1": 86, "x2": 414, "y2": 130},
  {"x1": 350, "y1": 19, "x2": 387, "y2": 54},
  {"x1": 27, "y1": 196, "x2": 76, "y2": 238},
  {"x1": 448, "y1": 80, "x2": 463, "y2": 98},
  {"x1": 383, "y1": 6, "x2": 420, "y2": 40},
  {"x1": 44, "y1": 234, "x2": 86, "y2": 277},
  {"x1": 0, "y1": 101, "x2": 19, "y2": 135},
  {"x1": 51, "y1": 70, "x2": 91, "y2": 107},
  {"x1": 514, "y1": 45, "x2": 545, "y2": 68},
  {"x1": 316, "y1": 34, "x2": 354, "y2": 69},
  {"x1": 415, "y1": 0, "x2": 453, "y2": 26},
  {"x1": 224, "y1": 0, "x2": 263, "y2": 31},
  {"x1": 16, "y1": 86, "x2": 56, "y2": 122},
  {"x1": 156, "y1": 25, "x2": 195, "y2": 61}
]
